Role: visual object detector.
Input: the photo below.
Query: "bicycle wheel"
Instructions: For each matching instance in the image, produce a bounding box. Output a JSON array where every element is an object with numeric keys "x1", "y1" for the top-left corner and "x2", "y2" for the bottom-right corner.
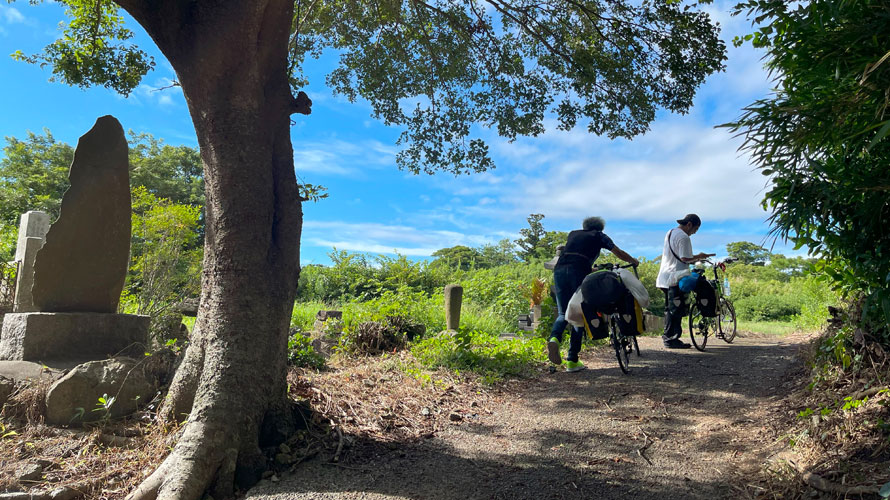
[
  {"x1": 611, "y1": 320, "x2": 630, "y2": 374},
  {"x1": 718, "y1": 298, "x2": 737, "y2": 343},
  {"x1": 688, "y1": 302, "x2": 709, "y2": 351}
]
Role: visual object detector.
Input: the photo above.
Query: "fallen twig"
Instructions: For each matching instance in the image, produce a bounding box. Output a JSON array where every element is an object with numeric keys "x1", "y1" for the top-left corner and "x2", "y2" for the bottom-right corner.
[
  {"x1": 332, "y1": 424, "x2": 344, "y2": 463},
  {"x1": 636, "y1": 427, "x2": 653, "y2": 465}
]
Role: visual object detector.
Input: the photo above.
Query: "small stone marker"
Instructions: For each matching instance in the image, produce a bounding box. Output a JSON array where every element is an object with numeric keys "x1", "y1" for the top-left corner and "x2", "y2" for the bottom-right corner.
[
  {"x1": 444, "y1": 284, "x2": 462, "y2": 331},
  {"x1": 31, "y1": 115, "x2": 131, "y2": 313},
  {"x1": 12, "y1": 211, "x2": 50, "y2": 313}
]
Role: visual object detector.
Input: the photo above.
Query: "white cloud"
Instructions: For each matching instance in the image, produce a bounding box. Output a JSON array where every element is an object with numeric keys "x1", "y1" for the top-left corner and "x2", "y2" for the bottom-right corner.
[
  {"x1": 0, "y1": 5, "x2": 25, "y2": 24},
  {"x1": 302, "y1": 220, "x2": 503, "y2": 257},
  {"x1": 293, "y1": 138, "x2": 396, "y2": 176},
  {"x1": 130, "y1": 78, "x2": 183, "y2": 108}
]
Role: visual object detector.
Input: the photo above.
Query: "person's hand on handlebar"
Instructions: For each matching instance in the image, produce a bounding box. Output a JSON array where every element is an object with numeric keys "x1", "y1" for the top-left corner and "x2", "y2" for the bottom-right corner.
[{"x1": 692, "y1": 252, "x2": 715, "y2": 263}]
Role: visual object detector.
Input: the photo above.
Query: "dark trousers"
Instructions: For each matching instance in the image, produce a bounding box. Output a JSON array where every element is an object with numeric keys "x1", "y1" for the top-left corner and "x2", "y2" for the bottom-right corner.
[
  {"x1": 661, "y1": 286, "x2": 687, "y2": 342},
  {"x1": 550, "y1": 266, "x2": 585, "y2": 362}
]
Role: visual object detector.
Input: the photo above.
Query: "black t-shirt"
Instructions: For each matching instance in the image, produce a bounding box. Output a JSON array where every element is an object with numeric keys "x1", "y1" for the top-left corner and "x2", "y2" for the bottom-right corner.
[{"x1": 555, "y1": 229, "x2": 615, "y2": 273}]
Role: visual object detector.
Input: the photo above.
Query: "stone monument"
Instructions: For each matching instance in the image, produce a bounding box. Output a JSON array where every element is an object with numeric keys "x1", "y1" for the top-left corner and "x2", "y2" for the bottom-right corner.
[
  {"x1": 0, "y1": 116, "x2": 149, "y2": 364},
  {"x1": 11, "y1": 211, "x2": 51, "y2": 313}
]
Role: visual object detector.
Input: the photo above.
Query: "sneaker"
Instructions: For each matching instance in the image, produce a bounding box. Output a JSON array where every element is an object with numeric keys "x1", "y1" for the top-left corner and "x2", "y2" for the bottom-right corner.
[
  {"x1": 547, "y1": 337, "x2": 562, "y2": 365},
  {"x1": 663, "y1": 338, "x2": 692, "y2": 349},
  {"x1": 564, "y1": 360, "x2": 586, "y2": 372}
]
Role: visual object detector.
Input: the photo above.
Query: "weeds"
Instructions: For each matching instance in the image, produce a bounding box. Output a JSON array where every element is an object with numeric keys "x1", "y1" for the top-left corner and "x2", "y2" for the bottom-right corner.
[{"x1": 410, "y1": 328, "x2": 544, "y2": 384}]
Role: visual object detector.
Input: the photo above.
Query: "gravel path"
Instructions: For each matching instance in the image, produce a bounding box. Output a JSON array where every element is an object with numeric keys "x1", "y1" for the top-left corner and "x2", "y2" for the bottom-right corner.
[{"x1": 247, "y1": 333, "x2": 808, "y2": 500}]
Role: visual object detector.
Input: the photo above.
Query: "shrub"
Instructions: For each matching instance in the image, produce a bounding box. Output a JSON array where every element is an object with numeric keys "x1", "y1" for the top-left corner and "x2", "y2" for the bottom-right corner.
[
  {"x1": 290, "y1": 300, "x2": 327, "y2": 331},
  {"x1": 287, "y1": 331, "x2": 325, "y2": 369},
  {"x1": 410, "y1": 329, "x2": 545, "y2": 383},
  {"x1": 735, "y1": 294, "x2": 803, "y2": 321},
  {"x1": 792, "y1": 275, "x2": 840, "y2": 331},
  {"x1": 338, "y1": 319, "x2": 407, "y2": 356}
]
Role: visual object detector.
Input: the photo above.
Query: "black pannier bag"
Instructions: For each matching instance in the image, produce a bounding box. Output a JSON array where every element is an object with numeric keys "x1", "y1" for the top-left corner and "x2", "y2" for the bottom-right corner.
[
  {"x1": 579, "y1": 271, "x2": 629, "y2": 339},
  {"x1": 615, "y1": 290, "x2": 645, "y2": 337},
  {"x1": 695, "y1": 278, "x2": 718, "y2": 317},
  {"x1": 579, "y1": 300, "x2": 609, "y2": 340},
  {"x1": 580, "y1": 271, "x2": 625, "y2": 312}
]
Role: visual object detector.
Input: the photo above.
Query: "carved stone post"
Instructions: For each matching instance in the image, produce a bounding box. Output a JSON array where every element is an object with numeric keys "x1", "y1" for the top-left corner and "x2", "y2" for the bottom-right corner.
[
  {"x1": 12, "y1": 211, "x2": 50, "y2": 313},
  {"x1": 444, "y1": 284, "x2": 462, "y2": 331}
]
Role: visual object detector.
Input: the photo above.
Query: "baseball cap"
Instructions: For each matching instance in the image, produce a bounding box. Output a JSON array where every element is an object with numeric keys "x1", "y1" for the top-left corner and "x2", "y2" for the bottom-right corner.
[{"x1": 677, "y1": 214, "x2": 702, "y2": 226}]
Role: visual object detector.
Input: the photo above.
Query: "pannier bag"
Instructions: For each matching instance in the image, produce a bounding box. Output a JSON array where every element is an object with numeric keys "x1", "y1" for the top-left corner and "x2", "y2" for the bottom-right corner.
[
  {"x1": 695, "y1": 278, "x2": 718, "y2": 317},
  {"x1": 579, "y1": 300, "x2": 609, "y2": 340},
  {"x1": 616, "y1": 291, "x2": 646, "y2": 337},
  {"x1": 580, "y1": 271, "x2": 625, "y2": 313}
]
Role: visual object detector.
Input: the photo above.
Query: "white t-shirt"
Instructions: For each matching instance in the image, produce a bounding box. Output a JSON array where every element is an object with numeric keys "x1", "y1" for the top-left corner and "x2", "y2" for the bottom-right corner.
[{"x1": 656, "y1": 228, "x2": 693, "y2": 288}]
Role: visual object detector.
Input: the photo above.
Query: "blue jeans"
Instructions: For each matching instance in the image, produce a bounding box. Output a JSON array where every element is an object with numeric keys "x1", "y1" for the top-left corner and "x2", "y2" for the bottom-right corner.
[{"x1": 550, "y1": 266, "x2": 586, "y2": 362}]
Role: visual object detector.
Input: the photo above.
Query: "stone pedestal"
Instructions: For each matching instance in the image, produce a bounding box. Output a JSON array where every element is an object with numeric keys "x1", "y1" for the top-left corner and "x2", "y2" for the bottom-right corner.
[{"x1": 0, "y1": 312, "x2": 149, "y2": 363}]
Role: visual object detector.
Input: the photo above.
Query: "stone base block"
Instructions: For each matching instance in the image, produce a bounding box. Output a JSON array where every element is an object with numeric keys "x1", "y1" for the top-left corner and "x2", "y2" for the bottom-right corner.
[{"x1": 0, "y1": 312, "x2": 149, "y2": 363}]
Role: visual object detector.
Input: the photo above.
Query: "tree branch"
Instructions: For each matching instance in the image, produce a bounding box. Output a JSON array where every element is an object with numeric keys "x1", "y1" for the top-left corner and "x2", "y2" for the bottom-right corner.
[{"x1": 291, "y1": 91, "x2": 312, "y2": 115}]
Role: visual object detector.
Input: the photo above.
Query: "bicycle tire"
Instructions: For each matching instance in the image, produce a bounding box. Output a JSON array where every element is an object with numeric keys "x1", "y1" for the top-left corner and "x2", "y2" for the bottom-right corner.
[
  {"x1": 611, "y1": 319, "x2": 630, "y2": 374},
  {"x1": 719, "y1": 298, "x2": 737, "y2": 343},
  {"x1": 688, "y1": 302, "x2": 709, "y2": 351}
]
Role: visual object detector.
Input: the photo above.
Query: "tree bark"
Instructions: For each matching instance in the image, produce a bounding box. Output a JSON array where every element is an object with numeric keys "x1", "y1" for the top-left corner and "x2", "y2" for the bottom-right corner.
[{"x1": 116, "y1": 1, "x2": 303, "y2": 499}]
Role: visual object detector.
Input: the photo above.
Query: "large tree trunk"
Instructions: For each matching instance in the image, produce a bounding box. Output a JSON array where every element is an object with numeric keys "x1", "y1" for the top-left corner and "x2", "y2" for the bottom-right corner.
[{"x1": 117, "y1": 2, "x2": 304, "y2": 499}]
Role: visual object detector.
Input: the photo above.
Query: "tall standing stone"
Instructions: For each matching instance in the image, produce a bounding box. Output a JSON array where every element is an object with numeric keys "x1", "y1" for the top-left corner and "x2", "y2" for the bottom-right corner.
[
  {"x1": 31, "y1": 116, "x2": 131, "y2": 313},
  {"x1": 12, "y1": 211, "x2": 50, "y2": 313},
  {"x1": 444, "y1": 284, "x2": 463, "y2": 331}
]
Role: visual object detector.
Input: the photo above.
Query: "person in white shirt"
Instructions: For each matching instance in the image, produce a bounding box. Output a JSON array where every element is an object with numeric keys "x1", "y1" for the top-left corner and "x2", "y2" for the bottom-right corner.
[{"x1": 655, "y1": 214, "x2": 714, "y2": 349}]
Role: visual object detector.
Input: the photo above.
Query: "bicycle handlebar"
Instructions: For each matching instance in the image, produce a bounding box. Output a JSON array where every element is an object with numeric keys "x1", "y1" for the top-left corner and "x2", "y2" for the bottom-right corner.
[{"x1": 592, "y1": 262, "x2": 637, "y2": 271}]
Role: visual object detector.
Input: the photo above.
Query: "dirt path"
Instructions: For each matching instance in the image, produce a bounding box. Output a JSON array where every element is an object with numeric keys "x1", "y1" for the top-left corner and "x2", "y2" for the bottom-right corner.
[{"x1": 247, "y1": 333, "x2": 809, "y2": 500}]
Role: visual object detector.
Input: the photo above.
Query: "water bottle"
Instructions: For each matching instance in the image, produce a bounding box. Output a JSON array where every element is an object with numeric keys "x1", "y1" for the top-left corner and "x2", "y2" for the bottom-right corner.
[{"x1": 723, "y1": 277, "x2": 731, "y2": 297}]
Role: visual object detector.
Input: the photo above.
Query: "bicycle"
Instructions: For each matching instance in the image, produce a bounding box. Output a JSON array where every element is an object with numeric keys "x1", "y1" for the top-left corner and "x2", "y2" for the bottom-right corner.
[
  {"x1": 590, "y1": 262, "x2": 642, "y2": 374},
  {"x1": 687, "y1": 257, "x2": 738, "y2": 351}
]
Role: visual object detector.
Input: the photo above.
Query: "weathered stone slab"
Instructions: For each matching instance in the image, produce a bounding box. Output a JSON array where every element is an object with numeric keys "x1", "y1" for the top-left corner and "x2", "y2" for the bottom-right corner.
[
  {"x1": 14, "y1": 211, "x2": 50, "y2": 262},
  {"x1": 13, "y1": 237, "x2": 45, "y2": 313},
  {"x1": 0, "y1": 312, "x2": 149, "y2": 363},
  {"x1": 31, "y1": 116, "x2": 131, "y2": 313},
  {"x1": 0, "y1": 360, "x2": 64, "y2": 382},
  {"x1": 45, "y1": 357, "x2": 157, "y2": 425}
]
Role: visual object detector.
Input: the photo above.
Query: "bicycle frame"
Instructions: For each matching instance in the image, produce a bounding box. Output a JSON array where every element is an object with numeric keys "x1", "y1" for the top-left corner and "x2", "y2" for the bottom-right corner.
[{"x1": 688, "y1": 258, "x2": 738, "y2": 350}]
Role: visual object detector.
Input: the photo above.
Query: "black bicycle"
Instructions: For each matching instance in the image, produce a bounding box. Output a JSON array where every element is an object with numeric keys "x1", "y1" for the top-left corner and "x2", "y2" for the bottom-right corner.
[
  {"x1": 688, "y1": 258, "x2": 738, "y2": 351},
  {"x1": 591, "y1": 262, "x2": 642, "y2": 373}
]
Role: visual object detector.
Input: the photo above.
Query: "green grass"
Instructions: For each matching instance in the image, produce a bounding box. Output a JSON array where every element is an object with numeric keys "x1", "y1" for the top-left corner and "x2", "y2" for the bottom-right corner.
[
  {"x1": 736, "y1": 320, "x2": 805, "y2": 336},
  {"x1": 409, "y1": 329, "x2": 545, "y2": 384}
]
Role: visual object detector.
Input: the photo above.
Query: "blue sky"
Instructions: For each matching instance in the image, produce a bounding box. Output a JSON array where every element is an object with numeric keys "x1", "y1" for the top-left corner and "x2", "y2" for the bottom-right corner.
[{"x1": 0, "y1": 2, "x2": 793, "y2": 265}]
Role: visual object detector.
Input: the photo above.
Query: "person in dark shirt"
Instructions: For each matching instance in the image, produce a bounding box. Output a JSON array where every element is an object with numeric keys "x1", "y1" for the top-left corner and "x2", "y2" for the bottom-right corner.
[{"x1": 548, "y1": 216, "x2": 639, "y2": 372}]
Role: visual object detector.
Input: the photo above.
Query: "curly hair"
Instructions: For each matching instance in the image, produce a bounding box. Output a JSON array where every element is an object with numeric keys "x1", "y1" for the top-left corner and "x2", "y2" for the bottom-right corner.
[{"x1": 582, "y1": 216, "x2": 605, "y2": 231}]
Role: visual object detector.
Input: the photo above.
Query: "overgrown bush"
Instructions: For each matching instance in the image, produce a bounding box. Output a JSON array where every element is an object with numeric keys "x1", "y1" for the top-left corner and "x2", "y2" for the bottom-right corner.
[
  {"x1": 287, "y1": 331, "x2": 325, "y2": 369},
  {"x1": 124, "y1": 187, "x2": 202, "y2": 319},
  {"x1": 297, "y1": 250, "x2": 455, "y2": 302},
  {"x1": 734, "y1": 294, "x2": 803, "y2": 321},
  {"x1": 792, "y1": 275, "x2": 841, "y2": 331},
  {"x1": 338, "y1": 319, "x2": 407, "y2": 356},
  {"x1": 410, "y1": 329, "x2": 545, "y2": 383}
]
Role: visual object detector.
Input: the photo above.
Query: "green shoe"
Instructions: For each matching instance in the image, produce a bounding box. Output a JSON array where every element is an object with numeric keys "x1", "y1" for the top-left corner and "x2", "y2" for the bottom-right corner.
[
  {"x1": 547, "y1": 337, "x2": 562, "y2": 365},
  {"x1": 564, "y1": 360, "x2": 586, "y2": 373}
]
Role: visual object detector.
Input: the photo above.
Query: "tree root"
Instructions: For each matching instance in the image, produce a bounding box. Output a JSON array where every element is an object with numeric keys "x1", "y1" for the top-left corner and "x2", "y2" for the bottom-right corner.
[
  {"x1": 126, "y1": 421, "x2": 232, "y2": 500},
  {"x1": 800, "y1": 470, "x2": 879, "y2": 496},
  {"x1": 787, "y1": 458, "x2": 880, "y2": 496}
]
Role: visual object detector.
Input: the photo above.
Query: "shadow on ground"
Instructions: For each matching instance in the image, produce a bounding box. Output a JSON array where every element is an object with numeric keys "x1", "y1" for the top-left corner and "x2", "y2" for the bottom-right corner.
[{"x1": 247, "y1": 334, "x2": 809, "y2": 500}]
